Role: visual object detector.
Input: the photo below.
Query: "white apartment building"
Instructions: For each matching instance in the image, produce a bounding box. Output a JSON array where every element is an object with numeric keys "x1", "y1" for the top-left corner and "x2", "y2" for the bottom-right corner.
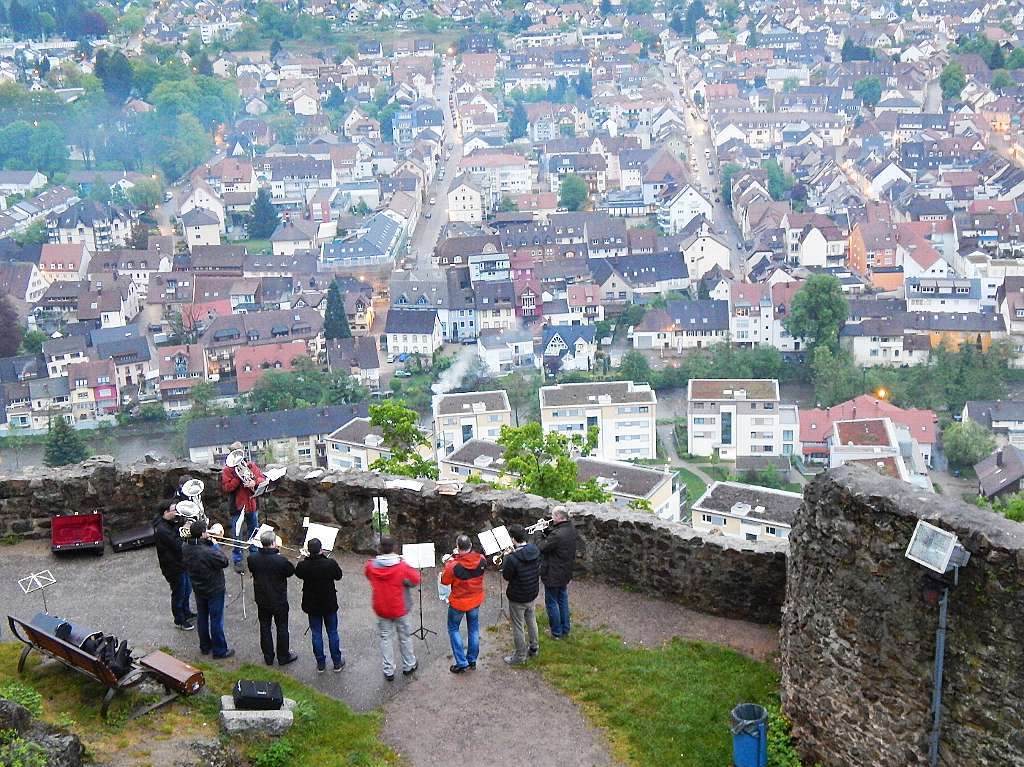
[
  {"x1": 325, "y1": 417, "x2": 389, "y2": 472},
  {"x1": 687, "y1": 379, "x2": 800, "y2": 460},
  {"x1": 539, "y1": 381, "x2": 657, "y2": 462},
  {"x1": 432, "y1": 390, "x2": 513, "y2": 457},
  {"x1": 827, "y1": 417, "x2": 932, "y2": 492},
  {"x1": 383, "y1": 308, "x2": 443, "y2": 356}
]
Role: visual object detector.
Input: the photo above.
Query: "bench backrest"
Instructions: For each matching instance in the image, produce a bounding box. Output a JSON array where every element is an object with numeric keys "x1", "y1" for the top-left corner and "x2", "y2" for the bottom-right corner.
[{"x1": 7, "y1": 615, "x2": 119, "y2": 687}]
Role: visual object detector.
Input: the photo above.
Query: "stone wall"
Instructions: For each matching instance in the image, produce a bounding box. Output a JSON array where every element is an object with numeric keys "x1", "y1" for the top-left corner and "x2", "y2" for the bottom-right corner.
[
  {"x1": 0, "y1": 458, "x2": 788, "y2": 625},
  {"x1": 781, "y1": 465, "x2": 1024, "y2": 767}
]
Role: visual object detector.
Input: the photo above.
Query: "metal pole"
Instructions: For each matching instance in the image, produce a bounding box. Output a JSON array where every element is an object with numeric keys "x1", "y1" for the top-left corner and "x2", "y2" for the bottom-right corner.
[{"x1": 928, "y1": 586, "x2": 949, "y2": 767}]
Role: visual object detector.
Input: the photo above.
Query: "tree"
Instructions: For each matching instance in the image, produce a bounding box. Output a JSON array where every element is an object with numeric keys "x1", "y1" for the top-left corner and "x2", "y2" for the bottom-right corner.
[
  {"x1": 989, "y1": 44, "x2": 1005, "y2": 71},
  {"x1": 746, "y1": 27, "x2": 759, "y2": 48},
  {"x1": 13, "y1": 220, "x2": 45, "y2": 246},
  {"x1": 497, "y1": 371, "x2": 541, "y2": 425},
  {"x1": 576, "y1": 71, "x2": 593, "y2": 99},
  {"x1": 618, "y1": 351, "x2": 652, "y2": 383},
  {"x1": 762, "y1": 158, "x2": 793, "y2": 201},
  {"x1": 128, "y1": 178, "x2": 163, "y2": 210},
  {"x1": 498, "y1": 422, "x2": 610, "y2": 503},
  {"x1": 246, "y1": 188, "x2": 279, "y2": 239},
  {"x1": 19, "y1": 329, "x2": 47, "y2": 354},
  {"x1": 508, "y1": 101, "x2": 527, "y2": 141},
  {"x1": 0, "y1": 294, "x2": 22, "y2": 357},
  {"x1": 992, "y1": 70, "x2": 1014, "y2": 92},
  {"x1": 600, "y1": 0, "x2": 612, "y2": 15},
  {"x1": 683, "y1": 0, "x2": 706, "y2": 38},
  {"x1": 783, "y1": 274, "x2": 848, "y2": 353},
  {"x1": 26, "y1": 121, "x2": 68, "y2": 177},
  {"x1": 841, "y1": 39, "x2": 874, "y2": 62},
  {"x1": 810, "y1": 346, "x2": 862, "y2": 408},
  {"x1": 127, "y1": 222, "x2": 149, "y2": 250},
  {"x1": 721, "y1": 163, "x2": 741, "y2": 206},
  {"x1": 369, "y1": 399, "x2": 438, "y2": 479},
  {"x1": 559, "y1": 174, "x2": 589, "y2": 211},
  {"x1": 940, "y1": 62, "x2": 967, "y2": 101},
  {"x1": 94, "y1": 49, "x2": 133, "y2": 103},
  {"x1": 853, "y1": 76, "x2": 882, "y2": 107},
  {"x1": 782, "y1": 76, "x2": 801, "y2": 93},
  {"x1": 43, "y1": 417, "x2": 89, "y2": 467},
  {"x1": 942, "y1": 420, "x2": 996, "y2": 469},
  {"x1": 323, "y1": 281, "x2": 352, "y2": 340},
  {"x1": 270, "y1": 39, "x2": 283, "y2": 59},
  {"x1": 497, "y1": 196, "x2": 518, "y2": 213},
  {"x1": 1007, "y1": 48, "x2": 1024, "y2": 70}
]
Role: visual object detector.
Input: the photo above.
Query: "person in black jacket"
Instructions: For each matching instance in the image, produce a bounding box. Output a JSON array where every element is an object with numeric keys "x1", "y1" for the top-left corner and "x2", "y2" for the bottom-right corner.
[
  {"x1": 247, "y1": 530, "x2": 297, "y2": 666},
  {"x1": 537, "y1": 506, "x2": 578, "y2": 640},
  {"x1": 182, "y1": 520, "x2": 234, "y2": 659},
  {"x1": 501, "y1": 524, "x2": 541, "y2": 665},
  {"x1": 294, "y1": 538, "x2": 345, "y2": 673},
  {"x1": 153, "y1": 502, "x2": 195, "y2": 631}
]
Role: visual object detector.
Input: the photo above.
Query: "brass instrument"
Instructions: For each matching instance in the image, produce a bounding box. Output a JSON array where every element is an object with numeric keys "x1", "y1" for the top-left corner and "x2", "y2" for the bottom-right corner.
[
  {"x1": 175, "y1": 499, "x2": 208, "y2": 538},
  {"x1": 181, "y1": 478, "x2": 205, "y2": 513},
  {"x1": 226, "y1": 449, "x2": 256, "y2": 489},
  {"x1": 207, "y1": 522, "x2": 305, "y2": 558},
  {"x1": 491, "y1": 547, "x2": 514, "y2": 568},
  {"x1": 526, "y1": 518, "x2": 551, "y2": 534}
]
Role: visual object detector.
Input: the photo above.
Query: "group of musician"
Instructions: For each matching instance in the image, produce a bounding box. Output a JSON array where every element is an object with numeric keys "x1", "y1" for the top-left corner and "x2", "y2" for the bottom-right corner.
[{"x1": 152, "y1": 445, "x2": 580, "y2": 678}]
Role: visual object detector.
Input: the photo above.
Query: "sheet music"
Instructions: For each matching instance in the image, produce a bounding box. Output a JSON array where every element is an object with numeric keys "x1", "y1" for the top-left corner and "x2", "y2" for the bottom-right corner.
[
  {"x1": 477, "y1": 529, "x2": 500, "y2": 555},
  {"x1": 265, "y1": 467, "x2": 287, "y2": 481},
  {"x1": 493, "y1": 526, "x2": 513, "y2": 550},
  {"x1": 386, "y1": 478, "x2": 423, "y2": 491},
  {"x1": 402, "y1": 542, "x2": 436, "y2": 569},
  {"x1": 303, "y1": 522, "x2": 340, "y2": 553}
]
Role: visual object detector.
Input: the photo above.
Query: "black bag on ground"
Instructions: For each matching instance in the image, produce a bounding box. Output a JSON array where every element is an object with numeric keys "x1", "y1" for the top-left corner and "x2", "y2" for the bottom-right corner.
[{"x1": 232, "y1": 680, "x2": 283, "y2": 711}]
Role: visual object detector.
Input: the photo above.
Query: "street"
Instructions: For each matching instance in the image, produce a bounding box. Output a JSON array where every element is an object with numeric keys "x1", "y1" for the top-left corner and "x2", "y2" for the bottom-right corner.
[{"x1": 661, "y1": 59, "x2": 747, "y2": 277}]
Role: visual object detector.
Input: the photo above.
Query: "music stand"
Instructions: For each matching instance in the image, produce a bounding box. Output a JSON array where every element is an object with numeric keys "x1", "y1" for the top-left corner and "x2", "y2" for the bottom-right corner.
[
  {"x1": 18, "y1": 570, "x2": 56, "y2": 613},
  {"x1": 402, "y1": 543, "x2": 437, "y2": 641},
  {"x1": 478, "y1": 527, "x2": 512, "y2": 622}
]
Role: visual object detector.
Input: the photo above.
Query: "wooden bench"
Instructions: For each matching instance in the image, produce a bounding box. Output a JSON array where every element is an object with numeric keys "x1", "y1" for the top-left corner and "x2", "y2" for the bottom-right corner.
[{"x1": 8, "y1": 614, "x2": 175, "y2": 719}]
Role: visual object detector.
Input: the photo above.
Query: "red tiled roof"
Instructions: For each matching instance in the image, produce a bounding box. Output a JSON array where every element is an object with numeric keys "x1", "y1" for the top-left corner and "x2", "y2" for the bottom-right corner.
[{"x1": 801, "y1": 395, "x2": 936, "y2": 447}]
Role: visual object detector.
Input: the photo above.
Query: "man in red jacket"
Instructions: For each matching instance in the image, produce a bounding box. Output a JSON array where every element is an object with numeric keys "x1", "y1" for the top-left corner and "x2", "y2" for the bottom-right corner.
[
  {"x1": 220, "y1": 441, "x2": 267, "y2": 573},
  {"x1": 440, "y1": 534, "x2": 487, "y2": 673},
  {"x1": 364, "y1": 536, "x2": 421, "y2": 681}
]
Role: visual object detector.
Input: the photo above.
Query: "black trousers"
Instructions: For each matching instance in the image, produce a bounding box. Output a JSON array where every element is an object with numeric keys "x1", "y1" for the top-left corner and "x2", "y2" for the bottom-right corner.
[{"x1": 257, "y1": 604, "x2": 290, "y2": 663}]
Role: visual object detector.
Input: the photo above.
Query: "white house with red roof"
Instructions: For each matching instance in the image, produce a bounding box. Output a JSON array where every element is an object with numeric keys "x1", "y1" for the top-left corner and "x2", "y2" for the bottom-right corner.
[{"x1": 39, "y1": 243, "x2": 91, "y2": 283}]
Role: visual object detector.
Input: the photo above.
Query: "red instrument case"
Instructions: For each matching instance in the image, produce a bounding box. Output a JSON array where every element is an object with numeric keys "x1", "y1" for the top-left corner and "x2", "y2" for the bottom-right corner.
[{"x1": 51, "y1": 512, "x2": 105, "y2": 555}]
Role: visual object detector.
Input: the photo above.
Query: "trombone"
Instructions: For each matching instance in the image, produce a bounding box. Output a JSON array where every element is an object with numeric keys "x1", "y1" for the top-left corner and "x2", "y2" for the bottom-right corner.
[{"x1": 206, "y1": 523, "x2": 306, "y2": 558}]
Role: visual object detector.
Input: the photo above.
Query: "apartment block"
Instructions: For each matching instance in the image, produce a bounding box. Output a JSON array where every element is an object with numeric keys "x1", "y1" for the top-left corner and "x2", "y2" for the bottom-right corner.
[
  {"x1": 691, "y1": 481, "x2": 802, "y2": 542},
  {"x1": 539, "y1": 381, "x2": 656, "y2": 461},
  {"x1": 431, "y1": 390, "x2": 512, "y2": 457},
  {"x1": 687, "y1": 379, "x2": 800, "y2": 460}
]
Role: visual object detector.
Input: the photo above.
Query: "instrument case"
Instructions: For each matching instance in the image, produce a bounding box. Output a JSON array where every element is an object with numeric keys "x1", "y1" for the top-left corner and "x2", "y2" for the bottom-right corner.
[
  {"x1": 109, "y1": 523, "x2": 156, "y2": 553},
  {"x1": 232, "y1": 679, "x2": 284, "y2": 710},
  {"x1": 51, "y1": 512, "x2": 104, "y2": 555},
  {"x1": 140, "y1": 650, "x2": 205, "y2": 695}
]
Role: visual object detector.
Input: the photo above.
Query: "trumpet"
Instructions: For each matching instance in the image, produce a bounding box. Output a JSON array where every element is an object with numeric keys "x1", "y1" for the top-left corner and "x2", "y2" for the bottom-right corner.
[{"x1": 526, "y1": 518, "x2": 551, "y2": 534}]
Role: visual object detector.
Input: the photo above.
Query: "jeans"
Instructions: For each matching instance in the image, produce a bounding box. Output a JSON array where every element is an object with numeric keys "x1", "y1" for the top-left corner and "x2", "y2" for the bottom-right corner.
[
  {"x1": 195, "y1": 592, "x2": 228, "y2": 657},
  {"x1": 377, "y1": 615, "x2": 416, "y2": 676},
  {"x1": 447, "y1": 605, "x2": 480, "y2": 668},
  {"x1": 308, "y1": 612, "x2": 343, "y2": 666},
  {"x1": 544, "y1": 585, "x2": 571, "y2": 638},
  {"x1": 508, "y1": 600, "x2": 539, "y2": 662},
  {"x1": 229, "y1": 510, "x2": 259, "y2": 565},
  {"x1": 166, "y1": 571, "x2": 193, "y2": 625},
  {"x1": 257, "y1": 604, "x2": 290, "y2": 663}
]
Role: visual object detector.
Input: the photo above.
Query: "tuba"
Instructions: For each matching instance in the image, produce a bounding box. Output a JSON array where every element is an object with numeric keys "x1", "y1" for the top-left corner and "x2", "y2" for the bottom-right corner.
[
  {"x1": 226, "y1": 449, "x2": 256, "y2": 489},
  {"x1": 175, "y1": 499, "x2": 208, "y2": 538},
  {"x1": 181, "y1": 478, "x2": 205, "y2": 514}
]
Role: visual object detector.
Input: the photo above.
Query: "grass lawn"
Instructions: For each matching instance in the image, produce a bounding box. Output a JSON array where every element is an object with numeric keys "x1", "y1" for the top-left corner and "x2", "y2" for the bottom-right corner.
[
  {"x1": 0, "y1": 643, "x2": 398, "y2": 767},
  {"x1": 235, "y1": 238, "x2": 272, "y2": 254},
  {"x1": 674, "y1": 466, "x2": 707, "y2": 504},
  {"x1": 703, "y1": 466, "x2": 732, "y2": 482},
  {"x1": 530, "y1": 625, "x2": 779, "y2": 767}
]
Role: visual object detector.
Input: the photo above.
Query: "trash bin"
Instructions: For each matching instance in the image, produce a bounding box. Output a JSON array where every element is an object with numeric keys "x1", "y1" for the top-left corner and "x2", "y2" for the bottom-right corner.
[{"x1": 731, "y1": 703, "x2": 767, "y2": 767}]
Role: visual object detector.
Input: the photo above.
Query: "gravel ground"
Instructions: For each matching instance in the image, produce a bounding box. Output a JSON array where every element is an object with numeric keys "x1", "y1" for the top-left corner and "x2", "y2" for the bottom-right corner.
[{"x1": 0, "y1": 539, "x2": 777, "y2": 767}]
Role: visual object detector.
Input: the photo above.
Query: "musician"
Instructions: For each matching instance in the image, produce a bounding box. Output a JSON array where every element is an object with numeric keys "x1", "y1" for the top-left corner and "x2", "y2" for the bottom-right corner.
[
  {"x1": 537, "y1": 506, "x2": 578, "y2": 640},
  {"x1": 153, "y1": 501, "x2": 195, "y2": 631},
  {"x1": 440, "y1": 534, "x2": 486, "y2": 674},
  {"x1": 294, "y1": 538, "x2": 345, "y2": 673},
  {"x1": 220, "y1": 441, "x2": 266, "y2": 573},
  {"x1": 247, "y1": 530, "x2": 298, "y2": 667},
  {"x1": 174, "y1": 475, "x2": 195, "y2": 502},
  {"x1": 181, "y1": 519, "x2": 235, "y2": 659},
  {"x1": 501, "y1": 524, "x2": 540, "y2": 665},
  {"x1": 364, "y1": 536, "x2": 420, "y2": 681}
]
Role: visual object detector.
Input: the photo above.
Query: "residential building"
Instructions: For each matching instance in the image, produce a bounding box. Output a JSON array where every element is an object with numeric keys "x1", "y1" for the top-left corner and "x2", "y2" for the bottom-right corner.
[
  {"x1": 447, "y1": 175, "x2": 485, "y2": 223},
  {"x1": 963, "y1": 400, "x2": 1024, "y2": 449},
  {"x1": 48, "y1": 200, "x2": 132, "y2": 252},
  {"x1": 181, "y1": 208, "x2": 222, "y2": 250},
  {"x1": 476, "y1": 327, "x2": 534, "y2": 376},
  {"x1": 325, "y1": 416, "x2": 389, "y2": 471},
  {"x1": 539, "y1": 381, "x2": 657, "y2": 461},
  {"x1": 975, "y1": 446, "x2": 1024, "y2": 501},
  {"x1": 827, "y1": 417, "x2": 932, "y2": 492},
  {"x1": 66, "y1": 359, "x2": 118, "y2": 423},
  {"x1": 540, "y1": 325, "x2": 596, "y2": 373},
  {"x1": 384, "y1": 308, "x2": 442, "y2": 356},
  {"x1": 630, "y1": 299, "x2": 729, "y2": 351},
  {"x1": 186, "y1": 404, "x2": 369, "y2": 465},
  {"x1": 39, "y1": 243, "x2": 91, "y2": 283},
  {"x1": 326, "y1": 337, "x2": 381, "y2": 392},
  {"x1": 686, "y1": 379, "x2": 800, "y2": 460},
  {"x1": 691, "y1": 481, "x2": 801, "y2": 542},
  {"x1": 802, "y1": 395, "x2": 937, "y2": 466},
  {"x1": 432, "y1": 390, "x2": 512, "y2": 457}
]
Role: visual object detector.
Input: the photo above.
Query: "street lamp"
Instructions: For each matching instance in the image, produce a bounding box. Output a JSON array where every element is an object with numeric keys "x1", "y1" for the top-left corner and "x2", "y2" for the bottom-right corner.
[{"x1": 904, "y1": 520, "x2": 971, "y2": 767}]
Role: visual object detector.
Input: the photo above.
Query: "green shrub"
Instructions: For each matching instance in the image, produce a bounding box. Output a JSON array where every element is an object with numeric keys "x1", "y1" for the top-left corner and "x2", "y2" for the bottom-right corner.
[
  {"x1": 766, "y1": 703, "x2": 822, "y2": 767},
  {"x1": 0, "y1": 738, "x2": 48, "y2": 767},
  {"x1": 252, "y1": 739, "x2": 296, "y2": 767},
  {"x1": 0, "y1": 682, "x2": 42, "y2": 716}
]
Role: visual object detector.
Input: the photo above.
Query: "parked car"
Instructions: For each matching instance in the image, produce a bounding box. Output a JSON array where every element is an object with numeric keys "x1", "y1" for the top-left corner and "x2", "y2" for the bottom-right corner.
[
  {"x1": 397, "y1": 353, "x2": 409, "y2": 362},
  {"x1": 425, "y1": 211, "x2": 432, "y2": 218},
  {"x1": 460, "y1": 337, "x2": 476, "y2": 345},
  {"x1": 395, "y1": 369, "x2": 413, "y2": 377},
  {"x1": 429, "y1": 197, "x2": 436, "y2": 205}
]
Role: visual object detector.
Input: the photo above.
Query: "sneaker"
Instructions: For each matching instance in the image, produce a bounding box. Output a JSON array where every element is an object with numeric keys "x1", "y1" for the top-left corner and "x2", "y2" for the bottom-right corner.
[
  {"x1": 175, "y1": 621, "x2": 195, "y2": 631},
  {"x1": 504, "y1": 655, "x2": 525, "y2": 666},
  {"x1": 264, "y1": 658, "x2": 275, "y2": 666},
  {"x1": 468, "y1": 661, "x2": 476, "y2": 669},
  {"x1": 384, "y1": 672, "x2": 395, "y2": 681},
  {"x1": 213, "y1": 649, "x2": 235, "y2": 660},
  {"x1": 279, "y1": 653, "x2": 299, "y2": 667},
  {"x1": 528, "y1": 647, "x2": 539, "y2": 657},
  {"x1": 199, "y1": 648, "x2": 211, "y2": 656},
  {"x1": 402, "y1": 662, "x2": 418, "y2": 676},
  {"x1": 317, "y1": 661, "x2": 326, "y2": 674},
  {"x1": 449, "y1": 664, "x2": 467, "y2": 674},
  {"x1": 333, "y1": 661, "x2": 345, "y2": 672}
]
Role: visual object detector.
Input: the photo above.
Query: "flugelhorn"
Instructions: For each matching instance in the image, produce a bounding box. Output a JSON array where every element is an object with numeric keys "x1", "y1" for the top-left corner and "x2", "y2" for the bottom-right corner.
[
  {"x1": 226, "y1": 449, "x2": 256, "y2": 488},
  {"x1": 526, "y1": 518, "x2": 551, "y2": 534}
]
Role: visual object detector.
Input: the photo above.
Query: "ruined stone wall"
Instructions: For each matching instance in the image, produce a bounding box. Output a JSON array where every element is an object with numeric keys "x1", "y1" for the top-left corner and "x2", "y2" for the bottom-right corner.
[
  {"x1": 0, "y1": 458, "x2": 787, "y2": 625},
  {"x1": 781, "y1": 465, "x2": 1024, "y2": 767}
]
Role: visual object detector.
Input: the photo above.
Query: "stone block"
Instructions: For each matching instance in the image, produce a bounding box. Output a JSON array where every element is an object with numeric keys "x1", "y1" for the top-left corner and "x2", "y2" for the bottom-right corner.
[{"x1": 219, "y1": 695, "x2": 295, "y2": 736}]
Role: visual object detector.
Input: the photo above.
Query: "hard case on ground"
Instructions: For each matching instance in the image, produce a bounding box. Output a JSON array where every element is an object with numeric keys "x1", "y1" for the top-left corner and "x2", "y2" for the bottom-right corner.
[
  {"x1": 232, "y1": 679, "x2": 284, "y2": 710},
  {"x1": 50, "y1": 512, "x2": 104, "y2": 555},
  {"x1": 109, "y1": 523, "x2": 156, "y2": 552}
]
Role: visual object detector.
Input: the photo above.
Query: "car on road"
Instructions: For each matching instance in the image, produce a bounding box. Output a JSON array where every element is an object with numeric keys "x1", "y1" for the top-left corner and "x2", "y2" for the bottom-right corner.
[
  {"x1": 425, "y1": 211, "x2": 432, "y2": 219},
  {"x1": 395, "y1": 369, "x2": 413, "y2": 377},
  {"x1": 164, "y1": 191, "x2": 173, "y2": 202},
  {"x1": 429, "y1": 197, "x2": 436, "y2": 205},
  {"x1": 460, "y1": 337, "x2": 476, "y2": 345}
]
